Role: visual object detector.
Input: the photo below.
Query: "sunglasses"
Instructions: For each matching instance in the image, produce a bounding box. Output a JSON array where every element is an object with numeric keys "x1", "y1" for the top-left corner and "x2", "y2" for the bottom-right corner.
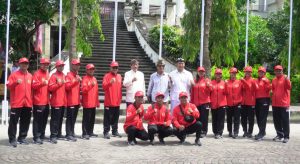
[{"x1": 112, "y1": 67, "x2": 119, "y2": 69}]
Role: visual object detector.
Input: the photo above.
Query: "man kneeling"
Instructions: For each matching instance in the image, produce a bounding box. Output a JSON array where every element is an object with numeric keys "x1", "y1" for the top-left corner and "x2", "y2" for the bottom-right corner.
[
  {"x1": 173, "y1": 92, "x2": 202, "y2": 146},
  {"x1": 124, "y1": 91, "x2": 149, "y2": 145},
  {"x1": 144, "y1": 92, "x2": 173, "y2": 145}
]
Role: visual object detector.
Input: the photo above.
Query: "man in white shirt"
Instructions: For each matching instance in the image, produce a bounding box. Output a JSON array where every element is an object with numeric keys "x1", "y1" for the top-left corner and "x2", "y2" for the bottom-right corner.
[
  {"x1": 169, "y1": 58, "x2": 194, "y2": 112},
  {"x1": 123, "y1": 59, "x2": 146, "y2": 107},
  {"x1": 147, "y1": 59, "x2": 170, "y2": 104}
]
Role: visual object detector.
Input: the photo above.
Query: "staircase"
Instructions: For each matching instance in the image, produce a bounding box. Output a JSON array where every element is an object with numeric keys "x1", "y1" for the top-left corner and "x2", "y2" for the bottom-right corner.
[{"x1": 79, "y1": 2, "x2": 157, "y2": 103}]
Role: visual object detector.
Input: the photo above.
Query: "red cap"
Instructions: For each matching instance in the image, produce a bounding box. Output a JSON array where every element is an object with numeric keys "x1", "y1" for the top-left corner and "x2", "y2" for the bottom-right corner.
[
  {"x1": 229, "y1": 67, "x2": 237, "y2": 73},
  {"x1": 274, "y1": 65, "x2": 283, "y2": 70},
  {"x1": 110, "y1": 61, "x2": 119, "y2": 67},
  {"x1": 19, "y1": 57, "x2": 29, "y2": 64},
  {"x1": 40, "y1": 58, "x2": 50, "y2": 64},
  {"x1": 71, "y1": 59, "x2": 80, "y2": 65},
  {"x1": 55, "y1": 60, "x2": 65, "y2": 67},
  {"x1": 179, "y1": 91, "x2": 188, "y2": 98},
  {"x1": 135, "y1": 91, "x2": 144, "y2": 97},
  {"x1": 244, "y1": 66, "x2": 253, "y2": 72},
  {"x1": 86, "y1": 64, "x2": 95, "y2": 70},
  {"x1": 258, "y1": 66, "x2": 266, "y2": 72},
  {"x1": 197, "y1": 66, "x2": 205, "y2": 72},
  {"x1": 155, "y1": 92, "x2": 165, "y2": 98},
  {"x1": 215, "y1": 68, "x2": 222, "y2": 74}
]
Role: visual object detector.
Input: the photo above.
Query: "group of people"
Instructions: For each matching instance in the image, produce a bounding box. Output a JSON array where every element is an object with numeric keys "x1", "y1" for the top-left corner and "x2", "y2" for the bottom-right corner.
[{"x1": 6, "y1": 56, "x2": 291, "y2": 148}]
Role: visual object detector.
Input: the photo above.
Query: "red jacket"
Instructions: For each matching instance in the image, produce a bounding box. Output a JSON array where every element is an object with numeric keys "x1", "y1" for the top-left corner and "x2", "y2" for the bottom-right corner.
[
  {"x1": 144, "y1": 103, "x2": 171, "y2": 126},
  {"x1": 241, "y1": 77, "x2": 256, "y2": 106},
  {"x1": 65, "y1": 71, "x2": 80, "y2": 106},
  {"x1": 48, "y1": 71, "x2": 67, "y2": 107},
  {"x1": 210, "y1": 80, "x2": 227, "y2": 109},
  {"x1": 32, "y1": 69, "x2": 49, "y2": 106},
  {"x1": 191, "y1": 77, "x2": 211, "y2": 106},
  {"x1": 81, "y1": 75, "x2": 99, "y2": 108},
  {"x1": 226, "y1": 79, "x2": 242, "y2": 106},
  {"x1": 255, "y1": 77, "x2": 271, "y2": 99},
  {"x1": 102, "y1": 72, "x2": 122, "y2": 107},
  {"x1": 124, "y1": 103, "x2": 145, "y2": 132},
  {"x1": 7, "y1": 70, "x2": 32, "y2": 108},
  {"x1": 272, "y1": 75, "x2": 291, "y2": 107},
  {"x1": 172, "y1": 103, "x2": 199, "y2": 128}
]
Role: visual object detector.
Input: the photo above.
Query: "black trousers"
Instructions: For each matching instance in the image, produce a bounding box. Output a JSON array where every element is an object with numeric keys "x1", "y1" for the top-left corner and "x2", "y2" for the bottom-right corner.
[
  {"x1": 82, "y1": 108, "x2": 96, "y2": 136},
  {"x1": 211, "y1": 107, "x2": 225, "y2": 135},
  {"x1": 33, "y1": 105, "x2": 49, "y2": 140},
  {"x1": 226, "y1": 105, "x2": 241, "y2": 135},
  {"x1": 241, "y1": 105, "x2": 255, "y2": 134},
  {"x1": 103, "y1": 106, "x2": 120, "y2": 134},
  {"x1": 8, "y1": 107, "x2": 32, "y2": 142},
  {"x1": 255, "y1": 98, "x2": 270, "y2": 136},
  {"x1": 148, "y1": 125, "x2": 173, "y2": 141},
  {"x1": 196, "y1": 103, "x2": 210, "y2": 134},
  {"x1": 50, "y1": 106, "x2": 65, "y2": 138},
  {"x1": 272, "y1": 107, "x2": 290, "y2": 139},
  {"x1": 174, "y1": 121, "x2": 202, "y2": 140},
  {"x1": 126, "y1": 126, "x2": 149, "y2": 142},
  {"x1": 66, "y1": 105, "x2": 79, "y2": 137}
]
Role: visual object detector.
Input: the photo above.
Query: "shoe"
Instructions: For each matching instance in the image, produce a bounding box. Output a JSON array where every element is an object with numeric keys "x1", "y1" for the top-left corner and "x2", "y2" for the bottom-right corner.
[
  {"x1": 10, "y1": 141, "x2": 17, "y2": 148},
  {"x1": 228, "y1": 133, "x2": 233, "y2": 137},
  {"x1": 133, "y1": 138, "x2": 138, "y2": 144},
  {"x1": 247, "y1": 133, "x2": 253, "y2": 138},
  {"x1": 232, "y1": 134, "x2": 238, "y2": 139},
  {"x1": 150, "y1": 140, "x2": 154, "y2": 145},
  {"x1": 178, "y1": 135, "x2": 186, "y2": 144},
  {"x1": 89, "y1": 133, "x2": 98, "y2": 138},
  {"x1": 103, "y1": 133, "x2": 110, "y2": 139},
  {"x1": 66, "y1": 136, "x2": 77, "y2": 142},
  {"x1": 18, "y1": 139, "x2": 29, "y2": 145},
  {"x1": 255, "y1": 134, "x2": 263, "y2": 141},
  {"x1": 215, "y1": 134, "x2": 221, "y2": 139},
  {"x1": 159, "y1": 137, "x2": 165, "y2": 145},
  {"x1": 128, "y1": 141, "x2": 135, "y2": 146},
  {"x1": 112, "y1": 132, "x2": 122, "y2": 138},
  {"x1": 40, "y1": 136, "x2": 49, "y2": 141},
  {"x1": 82, "y1": 135, "x2": 90, "y2": 140},
  {"x1": 33, "y1": 138, "x2": 43, "y2": 145},
  {"x1": 49, "y1": 138, "x2": 57, "y2": 144},
  {"x1": 57, "y1": 134, "x2": 65, "y2": 140},
  {"x1": 273, "y1": 136, "x2": 283, "y2": 142},
  {"x1": 195, "y1": 138, "x2": 202, "y2": 146},
  {"x1": 283, "y1": 138, "x2": 289, "y2": 143},
  {"x1": 242, "y1": 132, "x2": 247, "y2": 137}
]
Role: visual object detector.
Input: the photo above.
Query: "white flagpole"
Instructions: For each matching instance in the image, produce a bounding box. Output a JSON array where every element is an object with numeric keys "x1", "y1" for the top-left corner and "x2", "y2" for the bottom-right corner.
[
  {"x1": 245, "y1": 0, "x2": 250, "y2": 67},
  {"x1": 199, "y1": 0, "x2": 205, "y2": 67},
  {"x1": 2, "y1": 0, "x2": 11, "y2": 126},
  {"x1": 58, "y1": 0, "x2": 63, "y2": 60},
  {"x1": 288, "y1": 0, "x2": 293, "y2": 118},
  {"x1": 158, "y1": 0, "x2": 165, "y2": 59},
  {"x1": 113, "y1": 0, "x2": 118, "y2": 61}
]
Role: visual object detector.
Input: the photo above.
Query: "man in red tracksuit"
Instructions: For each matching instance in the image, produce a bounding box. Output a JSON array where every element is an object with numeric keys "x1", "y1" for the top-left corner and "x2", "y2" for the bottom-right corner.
[
  {"x1": 48, "y1": 60, "x2": 67, "y2": 144},
  {"x1": 65, "y1": 59, "x2": 81, "y2": 142},
  {"x1": 124, "y1": 91, "x2": 149, "y2": 146},
  {"x1": 7, "y1": 57, "x2": 32, "y2": 147},
  {"x1": 32, "y1": 58, "x2": 50, "y2": 144},
  {"x1": 210, "y1": 68, "x2": 227, "y2": 139},
  {"x1": 272, "y1": 65, "x2": 291, "y2": 143},
  {"x1": 254, "y1": 66, "x2": 271, "y2": 141},
  {"x1": 241, "y1": 66, "x2": 256, "y2": 138},
  {"x1": 225, "y1": 67, "x2": 243, "y2": 139},
  {"x1": 102, "y1": 61, "x2": 122, "y2": 139},
  {"x1": 173, "y1": 91, "x2": 202, "y2": 146},
  {"x1": 144, "y1": 92, "x2": 173, "y2": 145},
  {"x1": 81, "y1": 64, "x2": 99, "y2": 140}
]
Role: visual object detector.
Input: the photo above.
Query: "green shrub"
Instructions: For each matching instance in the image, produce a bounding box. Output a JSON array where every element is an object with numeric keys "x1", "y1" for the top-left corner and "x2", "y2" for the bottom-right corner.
[{"x1": 291, "y1": 75, "x2": 300, "y2": 104}]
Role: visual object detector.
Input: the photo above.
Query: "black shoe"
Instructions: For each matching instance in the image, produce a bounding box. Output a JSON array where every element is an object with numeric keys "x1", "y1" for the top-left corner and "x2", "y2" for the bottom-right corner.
[
  {"x1": 273, "y1": 136, "x2": 283, "y2": 142},
  {"x1": 57, "y1": 135, "x2": 65, "y2": 140},
  {"x1": 247, "y1": 133, "x2": 253, "y2": 138},
  {"x1": 103, "y1": 133, "x2": 110, "y2": 139},
  {"x1": 10, "y1": 141, "x2": 17, "y2": 148},
  {"x1": 66, "y1": 136, "x2": 77, "y2": 142},
  {"x1": 242, "y1": 132, "x2": 247, "y2": 137},
  {"x1": 89, "y1": 133, "x2": 98, "y2": 138},
  {"x1": 40, "y1": 136, "x2": 49, "y2": 141},
  {"x1": 195, "y1": 138, "x2": 202, "y2": 146},
  {"x1": 255, "y1": 134, "x2": 263, "y2": 141},
  {"x1": 33, "y1": 138, "x2": 43, "y2": 145},
  {"x1": 133, "y1": 138, "x2": 138, "y2": 144},
  {"x1": 128, "y1": 141, "x2": 135, "y2": 146},
  {"x1": 178, "y1": 135, "x2": 186, "y2": 144},
  {"x1": 18, "y1": 139, "x2": 29, "y2": 145},
  {"x1": 228, "y1": 132, "x2": 233, "y2": 137},
  {"x1": 82, "y1": 135, "x2": 90, "y2": 140},
  {"x1": 215, "y1": 134, "x2": 221, "y2": 139},
  {"x1": 159, "y1": 137, "x2": 165, "y2": 145},
  {"x1": 232, "y1": 134, "x2": 238, "y2": 139},
  {"x1": 50, "y1": 138, "x2": 57, "y2": 144},
  {"x1": 112, "y1": 132, "x2": 122, "y2": 138},
  {"x1": 150, "y1": 140, "x2": 154, "y2": 145},
  {"x1": 283, "y1": 138, "x2": 289, "y2": 143}
]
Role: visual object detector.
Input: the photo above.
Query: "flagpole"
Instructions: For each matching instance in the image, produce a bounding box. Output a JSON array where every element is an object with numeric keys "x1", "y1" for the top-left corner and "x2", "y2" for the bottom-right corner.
[
  {"x1": 2, "y1": 0, "x2": 11, "y2": 126},
  {"x1": 288, "y1": 0, "x2": 293, "y2": 118},
  {"x1": 245, "y1": 0, "x2": 250, "y2": 67},
  {"x1": 58, "y1": 0, "x2": 63, "y2": 60},
  {"x1": 199, "y1": 0, "x2": 205, "y2": 67},
  {"x1": 113, "y1": 0, "x2": 118, "y2": 62},
  {"x1": 159, "y1": 0, "x2": 165, "y2": 59}
]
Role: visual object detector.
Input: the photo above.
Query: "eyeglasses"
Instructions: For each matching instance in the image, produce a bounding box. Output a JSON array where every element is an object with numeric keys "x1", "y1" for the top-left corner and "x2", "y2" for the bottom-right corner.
[{"x1": 112, "y1": 67, "x2": 119, "y2": 69}]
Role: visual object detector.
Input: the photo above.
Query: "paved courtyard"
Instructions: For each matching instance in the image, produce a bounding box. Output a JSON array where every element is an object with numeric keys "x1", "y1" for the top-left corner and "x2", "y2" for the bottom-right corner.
[{"x1": 0, "y1": 123, "x2": 299, "y2": 164}]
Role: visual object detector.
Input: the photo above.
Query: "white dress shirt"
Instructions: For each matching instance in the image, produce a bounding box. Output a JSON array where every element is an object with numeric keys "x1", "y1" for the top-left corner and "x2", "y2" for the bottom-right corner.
[
  {"x1": 123, "y1": 70, "x2": 145, "y2": 103},
  {"x1": 147, "y1": 72, "x2": 170, "y2": 102},
  {"x1": 169, "y1": 69, "x2": 194, "y2": 101}
]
